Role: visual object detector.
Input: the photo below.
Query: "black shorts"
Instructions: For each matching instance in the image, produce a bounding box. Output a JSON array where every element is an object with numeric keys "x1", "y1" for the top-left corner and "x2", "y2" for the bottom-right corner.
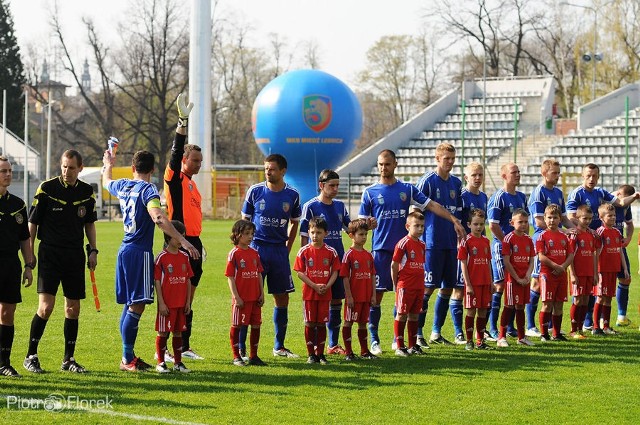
[
  {"x1": 185, "y1": 236, "x2": 203, "y2": 287},
  {"x1": 0, "y1": 256, "x2": 22, "y2": 304},
  {"x1": 37, "y1": 244, "x2": 86, "y2": 300}
]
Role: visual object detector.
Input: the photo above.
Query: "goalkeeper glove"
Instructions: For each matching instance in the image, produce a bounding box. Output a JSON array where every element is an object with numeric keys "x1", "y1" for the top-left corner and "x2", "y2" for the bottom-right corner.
[{"x1": 176, "y1": 93, "x2": 194, "y2": 128}]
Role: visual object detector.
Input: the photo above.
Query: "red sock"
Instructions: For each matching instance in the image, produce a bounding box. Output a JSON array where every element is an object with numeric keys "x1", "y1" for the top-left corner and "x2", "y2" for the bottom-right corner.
[
  {"x1": 407, "y1": 320, "x2": 418, "y2": 348},
  {"x1": 539, "y1": 311, "x2": 550, "y2": 335},
  {"x1": 593, "y1": 303, "x2": 602, "y2": 329},
  {"x1": 156, "y1": 335, "x2": 168, "y2": 364},
  {"x1": 578, "y1": 305, "x2": 587, "y2": 330},
  {"x1": 304, "y1": 326, "x2": 315, "y2": 355},
  {"x1": 602, "y1": 305, "x2": 611, "y2": 329},
  {"x1": 551, "y1": 315, "x2": 562, "y2": 338},
  {"x1": 515, "y1": 309, "x2": 525, "y2": 340},
  {"x1": 570, "y1": 304, "x2": 578, "y2": 332},
  {"x1": 394, "y1": 320, "x2": 406, "y2": 348},
  {"x1": 499, "y1": 306, "x2": 513, "y2": 339},
  {"x1": 476, "y1": 316, "x2": 487, "y2": 345},
  {"x1": 316, "y1": 326, "x2": 327, "y2": 356},
  {"x1": 465, "y1": 315, "x2": 474, "y2": 342},
  {"x1": 173, "y1": 336, "x2": 182, "y2": 363},
  {"x1": 249, "y1": 326, "x2": 260, "y2": 358},
  {"x1": 342, "y1": 326, "x2": 353, "y2": 355},
  {"x1": 357, "y1": 328, "x2": 368, "y2": 355}
]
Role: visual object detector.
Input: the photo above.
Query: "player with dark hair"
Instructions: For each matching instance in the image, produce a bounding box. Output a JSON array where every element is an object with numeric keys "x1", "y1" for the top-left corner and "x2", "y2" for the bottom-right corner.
[
  {"x1": 300, "y1": 169, "x2": 350, "y2": 355},
  {"x1": 163, "y1": 94, "x2": 204, "y2": 360},
  {"x1": 23, "y1": 150, "x2": 97, "y2": 374},
  {"x1": 242, "y1": 153, "x2": 302, "y2": 358},
  {"x1": 0, "y1": 156, "x2": 33, "y2": 377},
  {"x1": 103, "y1": 149, "x2": 199, "y2": 372}
]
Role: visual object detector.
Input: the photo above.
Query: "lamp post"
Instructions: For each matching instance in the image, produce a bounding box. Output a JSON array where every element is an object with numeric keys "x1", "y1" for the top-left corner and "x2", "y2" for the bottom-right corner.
[{"x1": 559, "y1": 0, "x2": 604, "y2": 102}]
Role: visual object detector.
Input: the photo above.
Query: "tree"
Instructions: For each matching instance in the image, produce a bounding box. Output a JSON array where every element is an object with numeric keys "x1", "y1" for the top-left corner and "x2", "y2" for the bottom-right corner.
[{"x1": 0, "y1": 0, "x2": 25, "y2": 137}]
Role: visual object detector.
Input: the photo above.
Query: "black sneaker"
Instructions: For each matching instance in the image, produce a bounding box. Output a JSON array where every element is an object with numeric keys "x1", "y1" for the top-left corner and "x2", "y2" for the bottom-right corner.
[
  {"x1": 395, "y1": 347, "x2": 410, "y2": 357},
  {"x1": 540, "y1": 333, "x2": 552, "y2": 342},
  {"x1": 239, "y1": 348, "x2": 249, "y2": 362},
  {"x1": 61, "y1": 357, "x2": 87, "y2": 373},
  {"x1": 407, "y1": 345, "x2": 426, "y2": 355},
  {"x1": 317, "y1": 355, "x2": 329, "y2": 365},
  {"x1": 307, "y1": 355, "x2": 319, "y2": 364},
  {"x1": 344, "y1": 353, "x2": 358, "y2": 361},
  {"x1": 429, "y1": 334, "x2": 453, "y2": 345},
  {"x1": 551, "y1": 334, "x2": 568, "y2": 342},
  {"x1": 136, "y1": 357, "x2": 153, "y2": 371},
  {"x1": 0, "y1": 365, "x2": 21, "y2": 377},
  {"x1": 506, "y1": 328, "x2": 519, "y2": 338},
  {"x1": 475, "y1": 342, "x2": 494, "y2": 350},
  {"x1": 247, "y1": 356, "x2": 267, "y2": 366},
  {"x1": 464, "y1": 341, "x2": 474, "y2": 351},
  {"x1": 416, "y1": 337, "x2": 430, "y2": 348},
  {"x1": 592, "y1": 328, "x2": 605, "y2": 336},
  {"x1": 361, "y1": 351, "x2": 377, "y2": 360},
  {"x1": 23, "y1": 355, "x2": 44, "y2": 374}
]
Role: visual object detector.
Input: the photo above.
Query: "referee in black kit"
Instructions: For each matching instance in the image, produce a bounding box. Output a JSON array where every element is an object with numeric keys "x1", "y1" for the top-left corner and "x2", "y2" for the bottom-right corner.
[
  {"x1": 22, "y1": 149, "x2": 98, "y2": 374},
  {"x1": 0, "y1": 156, "x2": 33, "y2": 377}
]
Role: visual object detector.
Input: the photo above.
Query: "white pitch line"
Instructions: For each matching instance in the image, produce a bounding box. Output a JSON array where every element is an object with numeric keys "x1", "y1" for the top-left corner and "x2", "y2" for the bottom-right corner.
[{"x1": 86, "y1": 409, "x2": 208, "y2": 425}]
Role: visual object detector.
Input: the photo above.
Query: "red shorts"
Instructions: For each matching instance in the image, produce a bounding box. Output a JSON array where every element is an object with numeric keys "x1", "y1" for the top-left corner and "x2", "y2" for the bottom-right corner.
[
  {"x1": 571, "y1": 276, "x2": 594, "y2": 297},
  {"x1": 156, "y1": 307, "x2": 187, "y2": 333},
  {"x1": 231, "y1": 301, "x2": 262, "y2": 327},
  {"x1": 540, "y1": 273, "x2": 568, "y2": 302},
  {"x1": 344, "y1": 301, "x2": 370, "y2": 324},
  {"x1": 464, "y1": 285, "x2": 491, "y2": 309},
  {"x1": 594, "y1": 272, "x2": 616, "y2": 297},
  {"x1": 504, "y1": 280, "x2": 530, "y2": 306},
  {"x1": 303, "y1": 300, "x2": 330, "y2": 323},
  {"x1": 395, "y1": 287, "x2": 422, "y2": 315}
]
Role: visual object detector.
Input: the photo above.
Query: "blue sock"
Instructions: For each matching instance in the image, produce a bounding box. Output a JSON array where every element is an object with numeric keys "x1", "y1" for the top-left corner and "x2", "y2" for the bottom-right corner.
[
  {"x1": 369, "y1": 305, "x2": 381, "y2": 344},
  {"x1": 273, "y1": 307, "x2": 288, "y2": 350},
  {"x1": 432, "y1": 293, "x2": 450, "y2": 335},
  {"x1": 527, "y1": 290, "x2": 540, "y2": 330},
  {"x1": 489, "y1": 292, "x2": 502, "y2": 334},
  {"x1": 507, "y1": 308, "x2": 516, "y2": 334},
  {"x1": 617, "y1": 283, "x2": 629, "y2": 316},
  {"x1": 449, "y1": 298, "x2": 463, "y2": 337},
  {"x1": 119, "y1": 305, "x2": 128, "y2": 337},
  {"x1": 122, "y1": 309, "x2": 141, "y2": 363},
  {"x1": 417, "y1": 293, "x2": 431, "y2": 337},
  {"x1": 238, "y1": 326, "x2": 247, "y2": 351},
  {"x1": 328, "y1": 304, "x2": 342, "y2": 348},
  {"x1": 584, "y1": 295, "x2": 595, "y2": 327}
]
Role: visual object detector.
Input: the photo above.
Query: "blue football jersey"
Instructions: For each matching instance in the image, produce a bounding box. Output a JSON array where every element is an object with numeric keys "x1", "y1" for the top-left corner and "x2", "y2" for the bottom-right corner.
[
  {"x1": 358, "y1": 179, "x2": 429, "y2": 252},
  {"x1": 461, "y1": 188, "x2": 488, "y2": 234},
  {"x1": 300, "y1": 197, "x2": 350, "y2": 258},
  {"x1": 242, "y1": 182, "x2": 302, "y2": 244},
  {"x1": 615, "y1": 205, "x2": 632, "y2": 236},
  {"x1": 487, "y1": 189, "x2": 528, "y2": 243},
  {"x1": 107, "y1": 179, "x2": 160, "y2": 250},
  {"x1": 566, "y1": 186, "x2": 614, "y2": 230},
  {"x1": 416, "y1": 171, "x2": 462, "y2": 249},
  {"x1": 528, "y1": 184, "x2": 567, "y2": 234}
]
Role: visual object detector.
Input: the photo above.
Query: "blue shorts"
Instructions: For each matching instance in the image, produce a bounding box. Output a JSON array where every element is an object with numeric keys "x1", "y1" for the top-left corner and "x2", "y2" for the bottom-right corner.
[
  {"x1": 531, "y1": 231, "x2": 542, "y2": 278},
  {"x1": 617, "y1": 248, "x2": 630, "y2": 280},
  {"x1": 491, "y1": 241, "x2": 505, "y2": 284},
  {"x1": 373, "y1": 250, "x2": 393, "y2": 292},
  {"x1": 116, "y1": 245, "x2": 154, "y2": 305},
  {"x1": 252, "y1": 241, "x2": 294, "y2": 295},
  {"x1": 424, "y1": 249, "x2": 459, "y2": 289},
  {"x1": 331, "y1": 278, "x2": 346, "y2": 299}
]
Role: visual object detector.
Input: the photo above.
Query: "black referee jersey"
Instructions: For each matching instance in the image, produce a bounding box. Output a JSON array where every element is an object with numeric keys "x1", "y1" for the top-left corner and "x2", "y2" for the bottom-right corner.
[{"x1": 0, "y1": 191, "x2": 30, "y2": 256}]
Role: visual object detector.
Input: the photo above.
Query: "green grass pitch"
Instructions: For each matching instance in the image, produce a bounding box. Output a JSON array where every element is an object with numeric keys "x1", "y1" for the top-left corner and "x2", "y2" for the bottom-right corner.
[{"x1": 2, "y1": 220, "x2": 640, "y2": 424}]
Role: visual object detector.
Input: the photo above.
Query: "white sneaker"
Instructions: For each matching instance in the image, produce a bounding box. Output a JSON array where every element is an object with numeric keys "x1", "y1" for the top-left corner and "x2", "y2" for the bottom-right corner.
[
  {"x1": 154, "y1": 351, "x2": 174, "y2": 363},
  {"x1": 370, "y1": 341, "x2": 383, "y2": 355},
  {"x1": 173, "y1": 362, "x2": 191, "y2": 373},
  {"x1": 496, "y1": 337, "x2": 509, "y2": 348},
  {"x1": 391, "y1": 342, "x2": 397, "y2": 351},
  {"x1": 454, "y1": 334, "x2": 467, "y2": 345},
  {"x1": 182, "y1": 348, "x2": 204, "y2": 360},
  {"x1": 517, "y1": 337, "x2": 535, "y2": 346},
  {"x1": 155, "y1": 362, "x2": 170, "y2": 373},
  {"x1": 525, "y1": 327, "x2": 541, "y2": 338},
  {"x1": 272, "y1": 347, "x2": 300, "y2": 358}
]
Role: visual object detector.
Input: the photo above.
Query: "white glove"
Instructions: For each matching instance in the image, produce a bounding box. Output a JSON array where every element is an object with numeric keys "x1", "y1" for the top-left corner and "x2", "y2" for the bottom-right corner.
[{"x1": 177, "y1": 93, "x2": 193, "y2": 127}]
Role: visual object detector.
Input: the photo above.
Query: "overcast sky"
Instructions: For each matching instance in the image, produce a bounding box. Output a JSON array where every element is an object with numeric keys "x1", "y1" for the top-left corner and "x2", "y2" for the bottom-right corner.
[{"x1": 9, "y1": 0, "x2": 430, "y2": 86}]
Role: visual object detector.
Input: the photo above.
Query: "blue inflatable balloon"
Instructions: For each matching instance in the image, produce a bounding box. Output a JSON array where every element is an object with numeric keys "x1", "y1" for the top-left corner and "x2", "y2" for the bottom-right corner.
[{"x1": 252, "y1": 69, "x2": 363, "y2": 204}]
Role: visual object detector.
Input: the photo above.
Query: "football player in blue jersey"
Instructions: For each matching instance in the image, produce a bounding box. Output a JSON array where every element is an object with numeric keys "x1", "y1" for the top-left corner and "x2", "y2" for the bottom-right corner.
[
  {"x1": 358, "y1": 149, "x2": 464, "y2": 355},
  {"x1": 300, "y1": 169, "x2": 350, "y2": 355},
  {"x1": 525, "y1": 159, "x2": 574, "y2": 338},
  {"x1": 613, "y1": 185, "x2": 635, "y2": 327},
  {"x1": 486, "y1": 163, "x2": 528, "y2": 342},
  {"x1": 415, "y1": 143, "x2": 465, "y2": 346},
  {"x1": 242, "y1": 154, "x2": 302, "y2": 358},
  {"x1": 566, "y1": 163, "x2": 638, "y2": 330}
]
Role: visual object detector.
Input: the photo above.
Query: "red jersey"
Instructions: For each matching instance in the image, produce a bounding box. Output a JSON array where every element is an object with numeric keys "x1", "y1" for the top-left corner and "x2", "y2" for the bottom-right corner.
[
  {"x1": 457, "y1": 234, "x2": 492, "y2": 286},
  {"x1": 392, "y1": 236, "x2": 426, "y2": 290},
  {"x1": 154, "y1": 250, "x2": 194, "y2": 308},
  {"x1": 501, "y1": 231, "x2": 534, "y2": 282},
  {"x1": 294, "y1": 243, "x2": 341, "y2": 301},
  {"x1": 536, "y1": 229, "x2": 574, "y2": 276},
  {"x1": 225, "y1": 246, "x2": 264, "y2": 302},
  {"x1": 340, "y1": 247, "x2": 376, "y2": 303},
  {"x1": 569, "y1": 229, "x2": 599, "y2": 277},
  {"x1": 597, "y1": 226, "x2": 623, "y2": 273}
]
